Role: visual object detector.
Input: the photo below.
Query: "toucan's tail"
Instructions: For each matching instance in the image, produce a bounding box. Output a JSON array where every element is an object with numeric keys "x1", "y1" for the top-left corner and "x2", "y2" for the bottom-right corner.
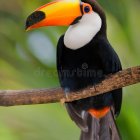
[
  {"x1": 65, "y1": 104, "x2": 121, "y2": 140},
  {"x1": 80, "y1": 110, "x2": 121, "y2": 140}
]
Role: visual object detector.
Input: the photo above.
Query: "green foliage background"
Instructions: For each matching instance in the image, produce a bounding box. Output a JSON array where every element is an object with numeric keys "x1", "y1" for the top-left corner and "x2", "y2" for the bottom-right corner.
[{"x1": 0, "y1": 0, "x2": 140, "y2": 139}]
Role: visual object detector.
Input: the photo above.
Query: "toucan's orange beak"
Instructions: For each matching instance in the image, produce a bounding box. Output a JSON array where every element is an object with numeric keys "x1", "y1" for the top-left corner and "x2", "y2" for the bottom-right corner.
[{"x1": 26, "y1": 0, "x2": 85, "y2": 31}]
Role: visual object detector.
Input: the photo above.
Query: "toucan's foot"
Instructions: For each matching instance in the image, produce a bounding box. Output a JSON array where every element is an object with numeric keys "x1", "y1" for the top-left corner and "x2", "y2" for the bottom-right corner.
[
  {"x1": 60, "y1": 88, "x2": 70, "y2": 105},
  {"x1": 64, "y1": 88, "x2": 71, "y2": 100},
  {"x1": 60, "y1": 98, "x2": 65, "y2": 105}
]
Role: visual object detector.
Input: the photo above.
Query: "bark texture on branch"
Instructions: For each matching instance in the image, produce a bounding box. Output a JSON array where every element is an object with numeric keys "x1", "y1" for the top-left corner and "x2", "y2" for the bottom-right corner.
[{"x1": 0, "y1": 66, "x2": 140, "y2": 107}]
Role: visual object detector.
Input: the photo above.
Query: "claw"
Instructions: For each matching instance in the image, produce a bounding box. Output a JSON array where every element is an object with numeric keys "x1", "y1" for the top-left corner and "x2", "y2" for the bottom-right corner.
[{"x1": 60, "y1": 88, "x2": 70, "y2": 105}]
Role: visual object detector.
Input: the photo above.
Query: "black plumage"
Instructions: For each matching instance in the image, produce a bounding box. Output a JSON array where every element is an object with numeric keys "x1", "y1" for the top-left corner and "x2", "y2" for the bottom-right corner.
[
  {"x1": 57, "y1": 1, "x2": 122, "y2": 140},
  {"x1": 57, "y1": 33, "x2": 122, "y2": 115}
]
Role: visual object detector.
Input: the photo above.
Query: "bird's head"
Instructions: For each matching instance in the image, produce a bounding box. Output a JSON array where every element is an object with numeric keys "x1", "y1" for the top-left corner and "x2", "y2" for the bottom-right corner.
[
  {"x1": 25, "y1": 0, "x2": 106, "y2": 49},
  {"x1": 25, "y1": 0, "x2": 106, "y2": 32}
]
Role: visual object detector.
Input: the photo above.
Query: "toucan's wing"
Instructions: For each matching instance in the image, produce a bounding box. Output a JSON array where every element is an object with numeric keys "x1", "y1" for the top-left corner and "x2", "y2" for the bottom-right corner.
[
  {"x1": 56, "y1": 35, "x2": 64, "y2": 87},
  {"x1": 97, "y1": 37, "x2": 122, "y2": 116}
]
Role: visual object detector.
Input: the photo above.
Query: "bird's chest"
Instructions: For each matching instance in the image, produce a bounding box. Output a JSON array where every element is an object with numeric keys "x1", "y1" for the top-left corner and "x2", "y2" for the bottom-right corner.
[
  {"x1": 62, "y1": 45, "x2": 101, "y2": 70},
  {"x1": 60, "y1": 45, "x2": 103, "y2": 90}
]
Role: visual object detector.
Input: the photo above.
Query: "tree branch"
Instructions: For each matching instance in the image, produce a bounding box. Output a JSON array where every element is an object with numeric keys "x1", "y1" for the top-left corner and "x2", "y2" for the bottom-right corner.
[{"x1": 0, "y1": 66, "x2": 140, "y2": 107}]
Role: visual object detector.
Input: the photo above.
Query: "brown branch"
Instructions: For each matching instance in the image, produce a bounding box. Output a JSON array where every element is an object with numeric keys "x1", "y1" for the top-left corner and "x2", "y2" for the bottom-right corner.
[{"x1": 0, "y1": 66, "x2": 140, "y2": 107}]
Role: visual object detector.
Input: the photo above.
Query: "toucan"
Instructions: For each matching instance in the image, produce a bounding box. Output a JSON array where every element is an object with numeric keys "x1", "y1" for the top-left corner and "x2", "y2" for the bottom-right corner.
[{"x1": 26, "y1": 0, "x2": 122, "y2": 139}]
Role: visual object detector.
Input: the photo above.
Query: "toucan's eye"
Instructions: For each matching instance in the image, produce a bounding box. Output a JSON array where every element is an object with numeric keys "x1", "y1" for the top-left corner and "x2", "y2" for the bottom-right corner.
[
  {"x1": 82, "y1": 3, "x2": 92, "y2": 14},
  {"x1": 84, "y1": 6, "x2": 90, "y2": 13}
]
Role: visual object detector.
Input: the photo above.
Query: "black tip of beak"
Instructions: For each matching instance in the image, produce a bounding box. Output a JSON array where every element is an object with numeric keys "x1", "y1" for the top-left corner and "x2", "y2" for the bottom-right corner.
[{"x1": 25, "y1": 11, "x2": 46, "y2": 30}]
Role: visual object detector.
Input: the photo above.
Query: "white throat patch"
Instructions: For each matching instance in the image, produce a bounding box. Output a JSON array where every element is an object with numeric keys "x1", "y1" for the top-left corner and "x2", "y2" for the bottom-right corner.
[{"x1": 64, "y1": 12, "x2": 102, "y2": 50}]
